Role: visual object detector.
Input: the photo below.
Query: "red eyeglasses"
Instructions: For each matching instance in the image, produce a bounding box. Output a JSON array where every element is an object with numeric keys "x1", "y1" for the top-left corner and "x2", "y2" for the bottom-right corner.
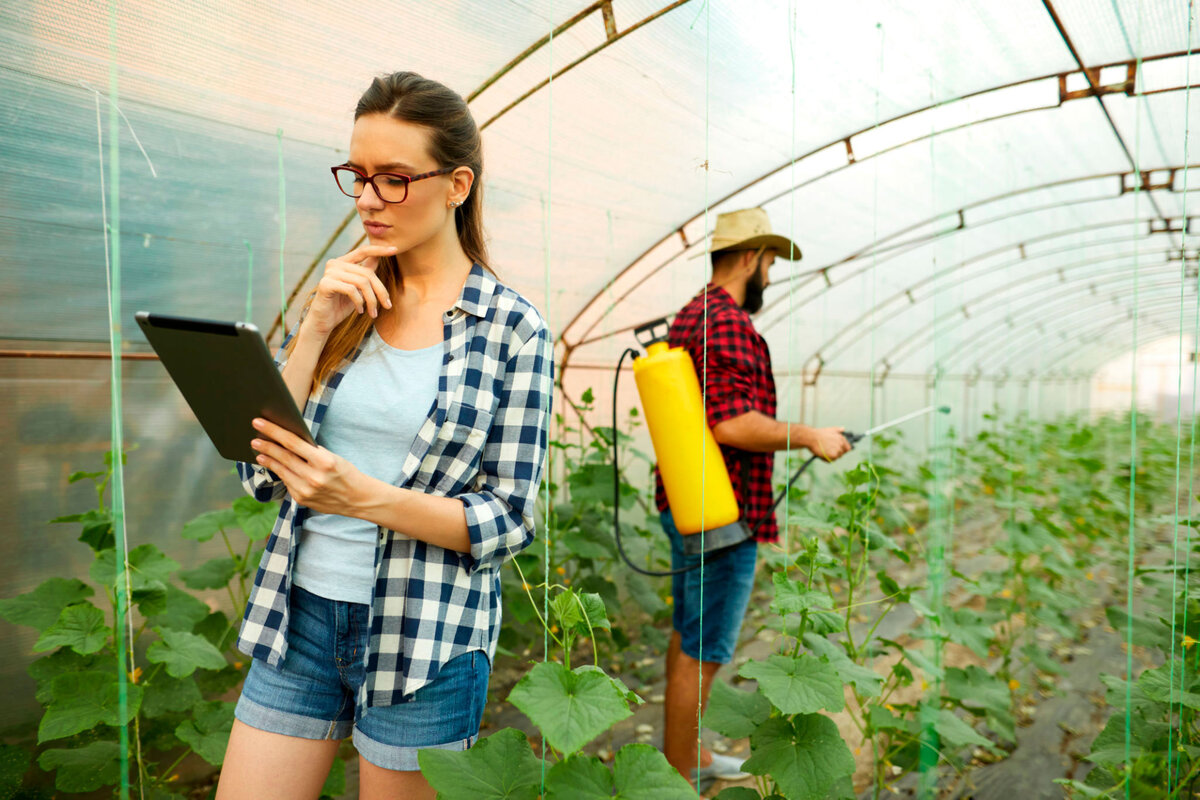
[{"x1": 330, "y1": 165, "x2": 455, "y2": 204}]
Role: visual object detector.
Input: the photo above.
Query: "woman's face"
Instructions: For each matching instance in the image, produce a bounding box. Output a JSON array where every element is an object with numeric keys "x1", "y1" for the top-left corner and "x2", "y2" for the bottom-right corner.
[{"x1": 346, "y1": 113, "x2": 453, "y2": 253}]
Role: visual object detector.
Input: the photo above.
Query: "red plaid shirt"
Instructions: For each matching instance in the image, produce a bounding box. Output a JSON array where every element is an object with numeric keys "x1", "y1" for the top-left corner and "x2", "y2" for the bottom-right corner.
[{"x1": 654, "y1": 284, "x2": 779, "y2": 542}]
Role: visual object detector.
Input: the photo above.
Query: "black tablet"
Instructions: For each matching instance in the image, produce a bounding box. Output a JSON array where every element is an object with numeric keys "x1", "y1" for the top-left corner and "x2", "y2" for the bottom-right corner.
[{"x1": 135, "y1": 312, "x2": 315, "y2": 463}]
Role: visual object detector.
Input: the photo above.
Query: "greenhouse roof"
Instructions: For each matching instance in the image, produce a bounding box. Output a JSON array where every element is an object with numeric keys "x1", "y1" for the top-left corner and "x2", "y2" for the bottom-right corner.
[{"x1": 4, "y1": 0, "x2": 1199, "y2": 399}]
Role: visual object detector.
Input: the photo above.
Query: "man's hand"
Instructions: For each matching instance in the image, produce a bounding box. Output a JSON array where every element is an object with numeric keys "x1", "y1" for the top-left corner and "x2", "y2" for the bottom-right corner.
[{"x1": 808, "y1": 427, "x2": 852, "y2": 462}]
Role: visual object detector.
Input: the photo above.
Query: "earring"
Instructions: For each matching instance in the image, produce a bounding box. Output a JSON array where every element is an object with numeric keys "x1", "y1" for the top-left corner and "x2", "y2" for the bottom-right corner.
[{"x1": 449, "y1": 200, "x2": 463, "y2": 208}]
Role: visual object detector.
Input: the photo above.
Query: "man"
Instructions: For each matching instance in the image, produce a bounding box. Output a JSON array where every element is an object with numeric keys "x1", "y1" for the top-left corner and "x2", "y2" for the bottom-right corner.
[{"x1": 655, "y1": 207, "x2": 853, "y2": 790}]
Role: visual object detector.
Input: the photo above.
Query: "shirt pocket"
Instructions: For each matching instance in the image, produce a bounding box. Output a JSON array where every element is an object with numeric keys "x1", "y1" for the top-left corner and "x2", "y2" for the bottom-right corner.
[{"x1": 431, "y1": 402, "x2": 494, "y2": 490}]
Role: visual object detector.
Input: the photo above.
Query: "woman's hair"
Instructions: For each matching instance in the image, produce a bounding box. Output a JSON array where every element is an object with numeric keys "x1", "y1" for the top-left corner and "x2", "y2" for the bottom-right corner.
[{"x1": 294, "y1": 71, "x2": 487, "y2": 389}]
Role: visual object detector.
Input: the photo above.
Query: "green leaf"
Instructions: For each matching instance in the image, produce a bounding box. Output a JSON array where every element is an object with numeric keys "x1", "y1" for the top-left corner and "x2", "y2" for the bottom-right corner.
[
  {"x1": 941, "y1": 609, "x2": 997, "y2": 657},
  {"x1": 576, "y1": 592, "x2": 611, "y2": 634},
  {"x1": 625, "y1": 572, "x2": 667, "y2": 616},
  {"x1": 142, "y1": 673, "x2": 204, "y2": 718},
  {"x1": 181, "y1": 508, "x2": 238, "y2": 542},
  {"x1": 943, "y1": 666, "x2": 1009, "y2": 716},
  {"x1": 738, "y1": 654, "x2": 844, "y2": 715},
  {"x1": 803, "y1": 634, "x2": 883, "y2": 697},
  {"x1": 52, "y1": 508, "x2": 114, "y2": 551},
  {"x1": 320, "y1": 754, "x2": 346, "y2": 798},
  {"x1": 770, "y1": 573, "x2": 833, "y2": 616},
  {"x1": 0, "y1": 578, "x2": 94, "y2": 632},
  {"x1": 29, "y1": 649, "x2": 104, "y2": 703},
  {"x1": 551, "y1": 590, "x2": 584, "y2": 632},
  {"x1": 38, "y1": 741, "x2": 121, "y2": 793},
  {"x1": 91, "y1": 544, "x2": 180, "y2": 594},
  {"x1": 545, "y1": 754, "x2": 611, "y2": 799},
  {"x1": 545, "y1": 745, "x2": 694, "y2": 800},
  {"x1": 39, "y1": 671, "x2": 143, "y2": 743},
  {"x1": 715, "y1": 789, "x2": 763, "y2": 800},
  {"x1": 0, "y1": 744, "x2": 30, "y2": 797},
  {"x1": 560, "y1": 523, "x2": 618, "y2": 560},
  {"x1": 703, "y1": 680, "x2": 772, "y2": 739},
  {"x1": 932, "y1": 709, "x2": 996, "y2": 753},
  {"x1": 507, "y1": 662, "x2": 634, "y2": 754},
  {"x1": 233, "y1": 496, "x2": 279, "y2": 540},
  {"x1": 893, "y1": 643, "x2": 944, "y2": 682},
  {"x1": 148, "y1": 584, "x2": 212, "y2": 633},
  {"x1": 33, "y1": 603, "x2": 110, "y2": 655},
  {"x1": 418, "y1": 727, "x2": 541, "y2": 800},
  {"x1": 68, "y1": 469, "x2": 107, "y2": 484},
  {"x1": 1138, "y1": 663, "x2": 1200, "y2": 709},
  {"x1": 743, "y1": 715, "x2": 855, "y2": 800},
  {"x1": 175, "y1": 701, "x2": 235, "y2": 766},
  {"x1": 147, "y1": 628, "x2": 228, "y2": 677},
  {"x1": 179, "y1": 557, "x2": 238, "y2": 590},
  {"x1": 195, "y1": 610, "x2": 237, "y2": 650}
]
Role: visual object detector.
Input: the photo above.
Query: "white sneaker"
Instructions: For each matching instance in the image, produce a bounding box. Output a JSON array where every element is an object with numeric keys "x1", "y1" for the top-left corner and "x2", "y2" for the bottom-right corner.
[{"x1": 693, "y1": 751, "x2": 750, "y2": 782}]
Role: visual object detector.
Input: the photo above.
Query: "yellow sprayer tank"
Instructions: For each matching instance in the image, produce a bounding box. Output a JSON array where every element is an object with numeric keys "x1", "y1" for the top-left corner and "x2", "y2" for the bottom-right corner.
[{"x1": 632, "y1": 340, "x2": 740, "y2": 535}]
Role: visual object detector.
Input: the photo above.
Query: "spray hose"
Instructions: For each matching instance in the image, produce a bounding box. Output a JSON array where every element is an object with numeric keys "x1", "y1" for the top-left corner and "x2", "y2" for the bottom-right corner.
[{"x1": 610, "y1": 347, "x2": 950, "y2": 578}]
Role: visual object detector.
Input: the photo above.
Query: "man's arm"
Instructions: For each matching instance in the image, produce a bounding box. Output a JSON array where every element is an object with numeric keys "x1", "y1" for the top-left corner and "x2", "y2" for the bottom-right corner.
[{"x1": 712, "y1": 411, "x2": 852, "y2": 461}]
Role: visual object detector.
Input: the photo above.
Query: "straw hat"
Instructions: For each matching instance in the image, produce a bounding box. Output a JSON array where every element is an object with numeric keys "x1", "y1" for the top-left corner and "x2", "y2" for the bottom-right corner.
[{"x1": 703, "y1": 207, "x2": 801, "y2": 261}]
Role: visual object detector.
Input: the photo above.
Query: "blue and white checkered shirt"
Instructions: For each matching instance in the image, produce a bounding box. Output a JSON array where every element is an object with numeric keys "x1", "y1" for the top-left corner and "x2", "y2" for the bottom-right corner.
[{"x1": 235, "y1": 264, "x2": 553, "y2": 709}]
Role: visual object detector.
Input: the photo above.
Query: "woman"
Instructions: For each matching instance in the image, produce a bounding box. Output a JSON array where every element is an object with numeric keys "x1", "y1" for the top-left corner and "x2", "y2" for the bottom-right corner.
[{"x1": 216, "y1": 72, "x2": 553, "y2": 800}]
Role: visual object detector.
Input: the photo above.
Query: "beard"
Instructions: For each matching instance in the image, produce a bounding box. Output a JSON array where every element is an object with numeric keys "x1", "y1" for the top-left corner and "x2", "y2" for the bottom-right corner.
[{"x1": 742, "y1": 262, "x2": 766, "y2": 314}]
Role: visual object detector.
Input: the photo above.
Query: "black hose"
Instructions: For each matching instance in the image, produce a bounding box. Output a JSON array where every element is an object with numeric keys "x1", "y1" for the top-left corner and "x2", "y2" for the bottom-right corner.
[{"x1": 611, "y1": 347, "x2": 839, "y2": 577}]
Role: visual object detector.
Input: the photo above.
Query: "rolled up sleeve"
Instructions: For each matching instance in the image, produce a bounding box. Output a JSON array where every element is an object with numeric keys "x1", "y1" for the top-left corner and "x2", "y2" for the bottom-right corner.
[{"x1": 458, "y1": 324, "x2": 554, "y2": 574}]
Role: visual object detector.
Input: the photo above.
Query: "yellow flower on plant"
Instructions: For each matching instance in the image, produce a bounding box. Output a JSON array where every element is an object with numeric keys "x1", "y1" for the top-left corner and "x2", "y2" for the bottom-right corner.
[
  {"x1": 522, "y1": 582, "x2": 532, "y2": 591},
  {"x1": 1184, "y1": 635, "x2": 1198, "y2": 650},
  {"x1": 920, "y1": 679, "x2": 929, "y2": 691},
  {"x1": 1085, "y1": 572, "x2": 1094, "y2": 581},
  {"x1": 885, "y1": 703, "x2": 895, "y2": 712},
  {"x1": 1008, "y1": 679, "x2": 1020, "y2": 691},
  {"x1": 1000, "y1": 589, "x2": 1012, "y2": 599},
  {"x1": 907, "y1": 526, "x2": 916, "y2": 534},
  {"x1": 550, "y1": 625, "x2": 559, "y2": 634},
  {"x1": 1076, "y1": 517, "x2": 1086, "y2": 526},
  {"x1": 168, "y1": 775, "x2": 179, "y2": 782},
  {"x1": 983, "y1": 485, "x2": 995, "y2": 496},
  {"x1": 665, "y1": 596, "x2": 674, "y2": 606},
  {"x1": 556, "y1": 566, "x2": 566, "y2": 576},
  {"x1": 563, "y1": 578, "x2": 572, "y2": 587},
  {"x1": 128, "y1": 666, "x2": 142, "y2": 684}
]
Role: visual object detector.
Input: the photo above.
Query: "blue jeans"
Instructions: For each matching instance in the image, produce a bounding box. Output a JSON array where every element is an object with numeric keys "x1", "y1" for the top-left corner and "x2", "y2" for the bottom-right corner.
[
  {"x1": 662, "y1": 509, "x2": 758, "y2": 664},
  {"x1": 235, "y1": 585, "x2": 490, "y2": 771}
]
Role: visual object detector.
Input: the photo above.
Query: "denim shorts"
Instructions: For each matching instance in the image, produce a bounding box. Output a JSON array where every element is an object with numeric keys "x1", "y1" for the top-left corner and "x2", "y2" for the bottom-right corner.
[
  {"x1": 234, "y1": 585, "x2": 490, "y2": 771},
  {"x1": 663, "y1": 509, "x2": 758, "y2": 664}
]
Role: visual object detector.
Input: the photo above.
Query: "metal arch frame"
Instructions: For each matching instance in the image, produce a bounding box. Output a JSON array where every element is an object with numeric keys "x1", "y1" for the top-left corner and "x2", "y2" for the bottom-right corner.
[
  {"x1": 261, "y1": 0, "x2": 693, "y2": 345},
  {"x1": 557, "y1": 47, "x2": 1200, "y2": 364},
  {"x1": 876, "y1": 250, "x2": 1187, "y2": 375},
  {"x1": 937, "y1": 282, "x2": 1186, "y2": 375},
  {"x1": 1016, "y1": 305, "x2": 1200, "y2": 378},
  {"x1": 1003, "y1": 297, "x2": 1197, "y2": 376},
  {"x1": 563, "y1": 169, "x2": 1195, "y2": 359},
  {"x1": 786, "y1": 218, "x2": 1186, "y2": 376},
  {"x1": 947, "y1": 290, "x2": 1193, "y2": 377}
]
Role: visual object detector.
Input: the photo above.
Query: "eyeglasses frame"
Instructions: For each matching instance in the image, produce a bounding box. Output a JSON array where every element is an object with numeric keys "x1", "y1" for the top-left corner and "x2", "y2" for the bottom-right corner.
[{"x1": 330, "y1": 165, "x2": 456, "y2": 204}]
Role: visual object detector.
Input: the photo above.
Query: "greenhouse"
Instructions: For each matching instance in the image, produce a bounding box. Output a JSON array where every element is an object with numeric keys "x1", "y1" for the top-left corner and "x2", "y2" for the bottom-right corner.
[{"x1": 3, "y1": 0, "x2": 1200, "y2": 797}]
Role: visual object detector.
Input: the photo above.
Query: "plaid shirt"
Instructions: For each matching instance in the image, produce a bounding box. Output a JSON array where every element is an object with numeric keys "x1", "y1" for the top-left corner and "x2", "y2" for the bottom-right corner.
[
  {"x1": 235, "y1": 264, "x2": 553, "y2": 709},
  {"x1": 654, "y1": 284, "x2": 779, "y2": 542}
]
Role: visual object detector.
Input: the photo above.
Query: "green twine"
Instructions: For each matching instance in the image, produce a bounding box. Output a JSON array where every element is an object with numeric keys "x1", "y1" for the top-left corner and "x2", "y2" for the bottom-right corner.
[
  {"x1": 105, "y1": 2, "x2": 131, "y2": 797},
  {"x1": 277, "y1": 129, "x2": 287, "y2": 326},
  {"x1": 696, "y1": 1, "x2": 710, "y2": 792},
  {"x1": 1167, "y1": 2, "x2": 1197, "y2": 791},
  {"x1": 244, "y1": 240, "x2": 253, "y2": 323},
  {"x1": 1113, "y1": 3, "x2": 1146, "y2": 794},
  {"x1": 542, "y1": 11, "x2": 553, "y2": 793}
]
